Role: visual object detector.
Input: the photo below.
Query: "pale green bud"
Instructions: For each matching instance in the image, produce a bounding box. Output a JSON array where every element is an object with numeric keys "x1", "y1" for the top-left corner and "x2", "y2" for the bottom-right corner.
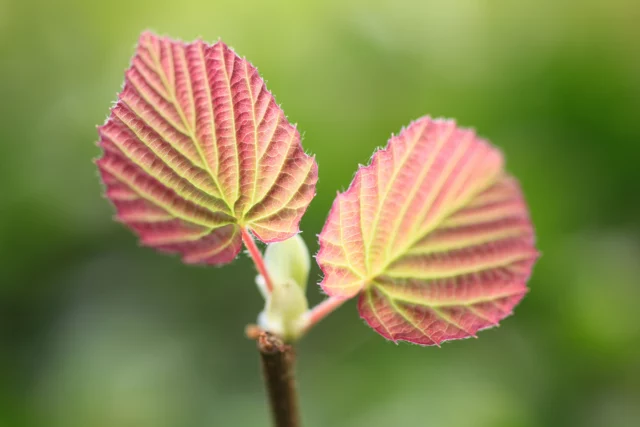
[{"x1": 256, "y1": 234, "x2": 311, "y2": 341}]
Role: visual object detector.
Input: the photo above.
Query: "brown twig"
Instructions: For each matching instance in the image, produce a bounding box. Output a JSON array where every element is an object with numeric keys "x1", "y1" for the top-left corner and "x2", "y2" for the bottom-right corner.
[{"x1": 247, "y1": 326, "x2": 301, "y2": 427}]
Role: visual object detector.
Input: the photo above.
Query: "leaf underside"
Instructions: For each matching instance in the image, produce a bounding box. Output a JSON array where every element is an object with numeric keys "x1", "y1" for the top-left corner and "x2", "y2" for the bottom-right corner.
[
  {"x1": 97, "y1": 32, "x2": 317, "y2": 264},
  {"x1": 317, "y1": 117, "x2": 538, "y2": 346}
]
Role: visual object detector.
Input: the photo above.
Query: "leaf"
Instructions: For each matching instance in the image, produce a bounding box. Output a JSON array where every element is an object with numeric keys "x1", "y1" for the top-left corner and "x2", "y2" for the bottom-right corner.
[
  {"x1": 96, "y1": 32, "x2": 318, "y2": 265},
  {"x1": 317, "y1": 117, "x2": 538, "y2": 346}
]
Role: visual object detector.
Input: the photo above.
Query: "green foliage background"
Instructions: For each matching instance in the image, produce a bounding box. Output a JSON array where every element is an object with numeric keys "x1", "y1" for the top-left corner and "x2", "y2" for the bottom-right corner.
[{"x1": 1, "y1": 0, "x2": 639, "y2": 426}]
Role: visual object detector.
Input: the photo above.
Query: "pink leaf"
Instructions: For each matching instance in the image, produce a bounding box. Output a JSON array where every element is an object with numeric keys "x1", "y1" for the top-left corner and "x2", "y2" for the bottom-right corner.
[
  {"x1": 317, "y1": 117, "x2": 538, "y2": 345},
  {"x1": 96, "y1": 32, "x2": 318, "y2": 265}
]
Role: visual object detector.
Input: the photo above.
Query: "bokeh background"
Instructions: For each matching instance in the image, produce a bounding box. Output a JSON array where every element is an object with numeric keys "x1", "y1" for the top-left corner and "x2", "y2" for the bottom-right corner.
[{"x1": 1, "y1": 0, "x2": 639, "y2": 426}]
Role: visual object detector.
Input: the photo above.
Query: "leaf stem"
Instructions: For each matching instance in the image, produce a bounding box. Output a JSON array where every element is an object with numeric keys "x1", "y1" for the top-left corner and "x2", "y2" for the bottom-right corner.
[
  {"x1": 248, "y1": 327, "x2": 301, "y2": 427},
  {"x1": 241, "y1": 228, "x2": 274, "y2": 294},
  {"x1": 303, "y1": 296, "x2": 348, "y2": 332}
]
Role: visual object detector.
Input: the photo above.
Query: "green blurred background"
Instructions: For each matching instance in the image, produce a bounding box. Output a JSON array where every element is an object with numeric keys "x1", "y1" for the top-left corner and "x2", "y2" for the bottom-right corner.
[{"x1": 1, "y1": 0, "x2": 639, "y2": 426}]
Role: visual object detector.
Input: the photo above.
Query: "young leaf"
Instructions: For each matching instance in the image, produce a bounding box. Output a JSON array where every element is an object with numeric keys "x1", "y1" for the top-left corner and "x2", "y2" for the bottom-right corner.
[
  {"x1": 317, "y1": 117, "x2": 538, "y2": 346},
  {"x1": 96, "y1": 32, "x2": 318, "y2": 264}
]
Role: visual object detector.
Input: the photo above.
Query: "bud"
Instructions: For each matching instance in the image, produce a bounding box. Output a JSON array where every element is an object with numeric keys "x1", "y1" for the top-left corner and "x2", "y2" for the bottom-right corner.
[{"x1": 256, "y1": 234, "x2": 311, "y2": 340}]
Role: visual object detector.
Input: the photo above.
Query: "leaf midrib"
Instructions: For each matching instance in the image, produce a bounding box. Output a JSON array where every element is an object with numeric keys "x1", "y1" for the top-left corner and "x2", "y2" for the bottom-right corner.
[
  {"x1": 147, "y1": 39, "x2": 234, "y2": 215},
  {"x1": 367, "y1": 167, "x2": 502, "y2": 285}
]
